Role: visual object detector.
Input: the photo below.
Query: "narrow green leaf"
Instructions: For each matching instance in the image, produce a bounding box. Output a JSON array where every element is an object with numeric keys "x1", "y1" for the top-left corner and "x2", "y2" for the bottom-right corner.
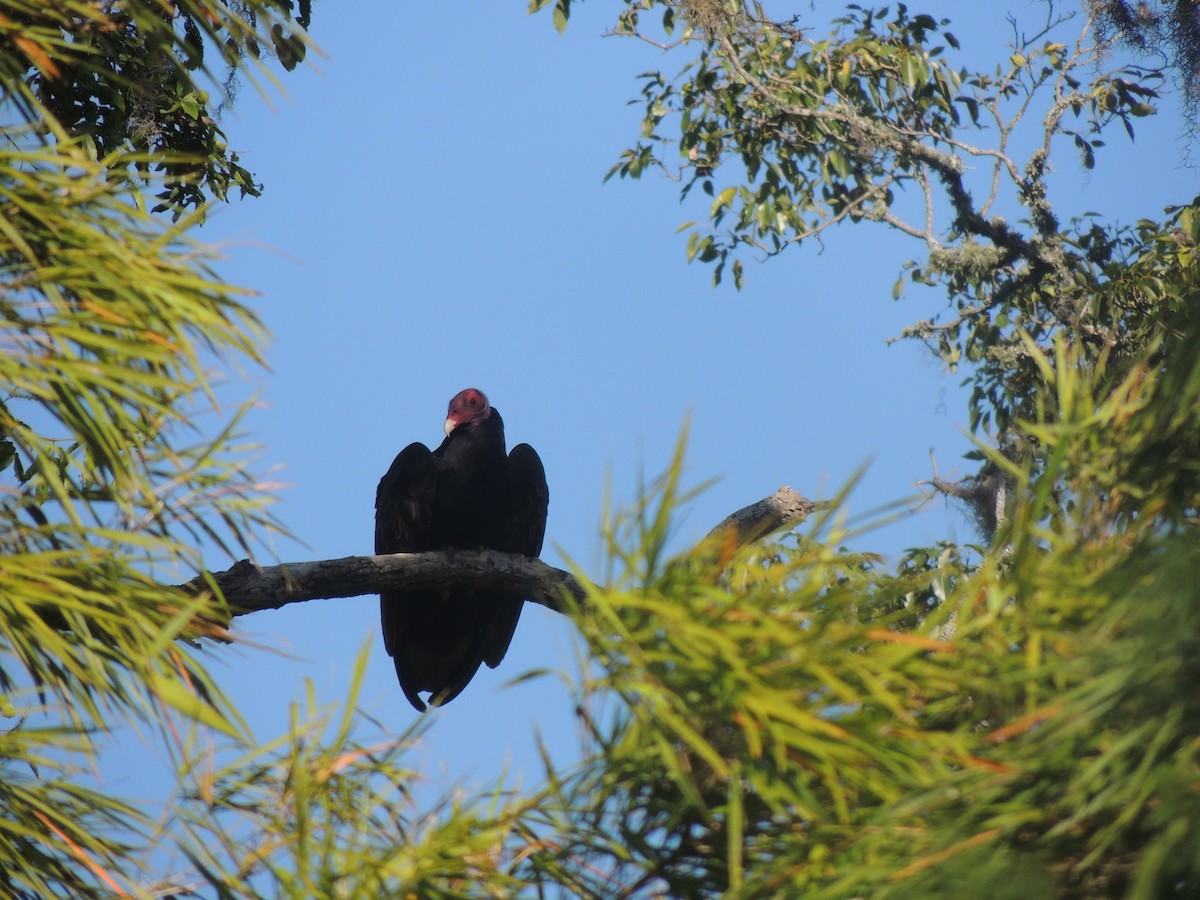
[{"x1": 552, "y1": 0, "x2": 570, "y2": 34}]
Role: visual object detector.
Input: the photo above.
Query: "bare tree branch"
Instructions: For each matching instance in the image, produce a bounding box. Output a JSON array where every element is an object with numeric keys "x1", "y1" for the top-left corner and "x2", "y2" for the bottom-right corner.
[
  {"x1": 196, "y1": 550, "x2": 588, "y2": 617},
  {"x1": 705, "y1": 485, "x2": 825, "y2": 545},
  {"x1": 186, "y1": 487, "x2": 821, "y2": 620}
]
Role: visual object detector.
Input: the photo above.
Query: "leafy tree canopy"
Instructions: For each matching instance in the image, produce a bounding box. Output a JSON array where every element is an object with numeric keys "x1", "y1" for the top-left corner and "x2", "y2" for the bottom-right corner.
[
  {"x1": 1095, "y1": 0, "x2": 1200, "y2": 117},
  {"x1": 1, "y1": 0, "x2": 310, "y2": 215}
]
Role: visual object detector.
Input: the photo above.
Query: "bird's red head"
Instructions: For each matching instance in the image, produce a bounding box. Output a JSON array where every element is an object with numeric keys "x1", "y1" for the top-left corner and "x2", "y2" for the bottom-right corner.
[{"x1": 444, "y1": 388, "x2": 491, "y2": 436}]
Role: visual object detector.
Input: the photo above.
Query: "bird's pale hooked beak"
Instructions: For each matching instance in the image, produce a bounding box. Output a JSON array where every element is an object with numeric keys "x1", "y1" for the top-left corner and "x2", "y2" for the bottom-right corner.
[{"x1": 444, "y1": 417, "x2": 456, "y2": 437}]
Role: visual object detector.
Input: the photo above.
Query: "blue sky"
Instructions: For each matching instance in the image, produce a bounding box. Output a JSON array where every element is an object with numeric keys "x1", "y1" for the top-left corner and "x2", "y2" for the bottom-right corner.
[{"x1": 102, "y1": 0, "x2": 1199, "y2": 857}]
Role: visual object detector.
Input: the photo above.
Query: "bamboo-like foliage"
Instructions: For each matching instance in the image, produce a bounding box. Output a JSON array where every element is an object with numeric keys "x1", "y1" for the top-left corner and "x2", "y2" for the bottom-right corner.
[
  {"x1": 518, "y1": 292, "x2": 1200, "y2": 896},
  {"x1": 166, "y1": 646, "x2": 540, "y2": 898},
  {"x1": 0, "y1": 3, "x2": 309, "y2": 895}
]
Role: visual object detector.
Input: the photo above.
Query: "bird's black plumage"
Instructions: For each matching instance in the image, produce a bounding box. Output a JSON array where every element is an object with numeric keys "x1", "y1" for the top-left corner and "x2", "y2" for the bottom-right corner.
[{"x1": 375, "y1": 389, "x2": 548, "y2": 711}]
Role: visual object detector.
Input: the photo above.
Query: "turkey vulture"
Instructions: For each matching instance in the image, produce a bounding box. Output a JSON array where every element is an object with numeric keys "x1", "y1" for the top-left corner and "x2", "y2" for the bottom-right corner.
[{"x1": 375, "y1": 388, "x2": 549, "y2": 711}]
